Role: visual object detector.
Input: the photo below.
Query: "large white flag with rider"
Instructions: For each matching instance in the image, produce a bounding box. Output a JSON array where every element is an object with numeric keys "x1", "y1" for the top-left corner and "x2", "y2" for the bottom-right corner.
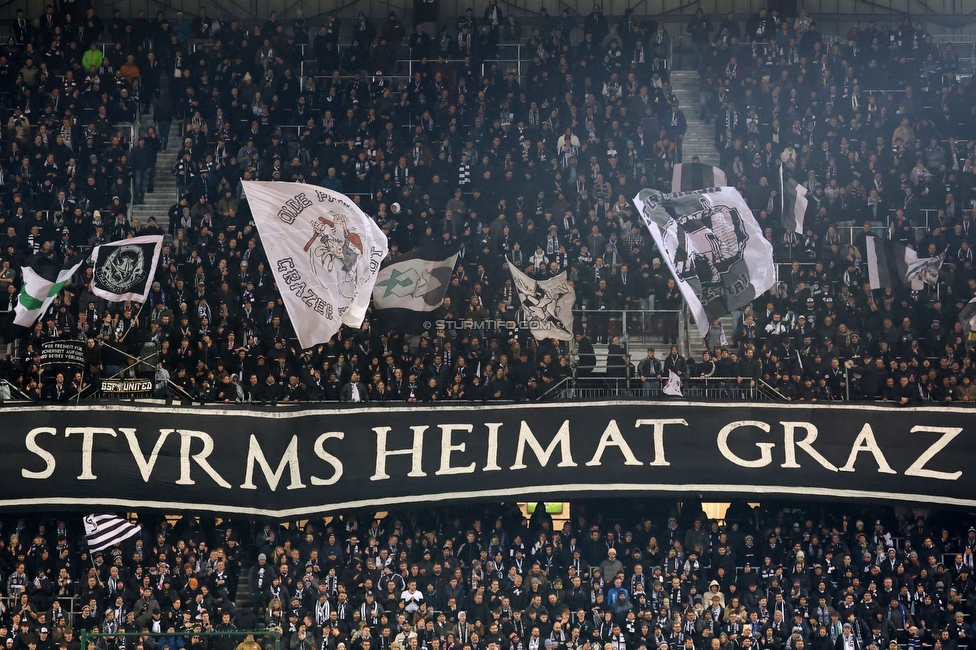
[{"x1": 243, "y1": 182, "x2": 388, "y2": 349}]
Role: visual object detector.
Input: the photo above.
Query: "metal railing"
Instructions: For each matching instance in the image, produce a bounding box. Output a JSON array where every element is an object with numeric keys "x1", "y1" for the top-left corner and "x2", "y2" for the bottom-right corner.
[
  {"x1": 573, "y1": 307, "x2": 689, "y2": 358},
  {"x1": 81, "y1": 629, "x2": 282, "y2": 650},
  {"x1": 541, "y1": 375, "x2": 784, "y2": 400}
]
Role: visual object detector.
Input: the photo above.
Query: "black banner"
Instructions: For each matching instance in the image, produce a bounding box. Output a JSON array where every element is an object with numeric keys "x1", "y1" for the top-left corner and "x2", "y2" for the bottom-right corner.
[
  {"x1": 100, "y1": 379, "x2": 153, "y2": 394},
  {"x1": 40, "y1": 341, "x2": 86, "y2": 368},
  {"x1": 4, "y1": 402, "x2": 975, "y2": 516}
]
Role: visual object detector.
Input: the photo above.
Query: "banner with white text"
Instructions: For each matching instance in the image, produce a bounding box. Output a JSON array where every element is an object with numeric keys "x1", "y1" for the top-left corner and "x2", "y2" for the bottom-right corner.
[{"x1": 5, "y1": 402, "x2": 975, "y2": 516}]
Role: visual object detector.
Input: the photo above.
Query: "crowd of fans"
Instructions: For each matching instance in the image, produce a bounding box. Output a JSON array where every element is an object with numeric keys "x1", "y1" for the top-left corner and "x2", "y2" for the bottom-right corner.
[
  {"x1": 0, "y1": 4, "x2": 973, "y2": 403},
  {"x1": 0, "y1": 503, "x2": 975, "y2": 650}
]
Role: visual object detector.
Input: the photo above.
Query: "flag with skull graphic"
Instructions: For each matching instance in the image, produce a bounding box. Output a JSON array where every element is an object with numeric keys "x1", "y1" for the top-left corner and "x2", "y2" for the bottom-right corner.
[{"x1": 91, "y1": 235, "x2": 164, "y2": 303}]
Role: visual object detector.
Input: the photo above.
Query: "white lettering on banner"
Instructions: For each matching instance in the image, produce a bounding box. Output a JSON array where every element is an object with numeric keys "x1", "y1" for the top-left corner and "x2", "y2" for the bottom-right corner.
[
  {"x1": 64, "y1": 427, "x2": 117, "y2": 480},
  {"x1": 173, "y1": 429, "x2": 232, "y2": 487},
  {"x1": 241, "y1": 435, "x2": 307, "y2": 490},
  {"x1": 634, "y1": 419, "x2": 689, "y2": 466},
  {"x1": 904, "y1": 426, "x2": 963, "y2": 480},
  {"x1": 436, "y1": 424, "x2": 477, "y2": 476},
  {"x1": 586, "y1": 420, "x2": 643, "y2": 466},
  {"x1": 311, "y1": 432, "x2": 345, "y2": 486},
  {"x1": 779, "y1": 422, "x2": 838, "y2": 472},
  {"x1": 372, "y1": 426, "x2": 428, "y2": 480},
  {"x1": 9, "y1": 414, "x2": 972, "y2": 515},
  {"x1": 838, "y1": 424, "x2": 897, "y2": 474},
  {"x1": 510, "y1": 421, "x2": 577, "y2": 470},
  {"x1": 121, "y1": 428, "x2": 171, "y2": 482},
  {"x1": 717, "y1": 420, "x2": 774, "y2": 468},
  {"x1": 22, "y1": 427, "x2": 56, "y2": 479},
  {"x1": 483, "y1": 422, "x2": 503, "y2": 472}
]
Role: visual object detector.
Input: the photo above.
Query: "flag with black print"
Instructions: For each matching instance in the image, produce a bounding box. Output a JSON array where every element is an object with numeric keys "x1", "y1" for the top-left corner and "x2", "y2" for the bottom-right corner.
[
  {"x1": 779, "y1": 164, "x2": 807, "y2": 233},
  {"x1": 906, "y1": 249, "x2": 947, "y2": 287},
  {"x1": 633, "y1": 187, "x2": 775, "y2": 340},
  {"x1": 91, "y1": 235, "x2": 164, "y2": 303},
  {"x1": 242, "y1": 182, "x2": 388, "y2": 349},
  {"x1": 672, "y1": 163, "x2": 726, "y2": 193},
  {"x1": 83, "y1": 514, "x2": 142, "y2": 552},
  {"x1": 507, "y1": 259, "x2": 576, "y2": 341}
]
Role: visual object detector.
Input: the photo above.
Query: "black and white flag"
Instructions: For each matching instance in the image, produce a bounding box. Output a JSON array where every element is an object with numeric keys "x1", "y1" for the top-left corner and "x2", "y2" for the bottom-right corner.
[
  {"x1": 633, "y1": 187, "x2": 775, "y2": 340},
  {"x1": 663, "y1": 370, "x2": 683, "y2": 396},
  {"x1": 91, "y1": 235, "x2": 163, "y2": 303},
  {"x1": 83, "y1": 514, "x2": 142, "y2": 552},
  {"x1": 507, "y1": 259, "x2": 576, "y2": 341},
  {"x1": 672, "y1": 163, "x2": 726, "y2": 193},
  {"x1": 865, "y1": 236, "x2": 922, "y2": 290},
  {"x1": 243, "y1": 182, "x2": 388, "y2": 349},
  {"x1": 779, "y1": 164, "x2": 807, "y2": 233},
  {"x1": 906, "y1": 249, "x2": 947, "y2": 287}
]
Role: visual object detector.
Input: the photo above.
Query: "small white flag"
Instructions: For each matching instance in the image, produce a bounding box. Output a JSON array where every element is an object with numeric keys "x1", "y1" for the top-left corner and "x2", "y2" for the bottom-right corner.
[{"x1": 663, "y1": 371, "x2": 683, "y2": 396}]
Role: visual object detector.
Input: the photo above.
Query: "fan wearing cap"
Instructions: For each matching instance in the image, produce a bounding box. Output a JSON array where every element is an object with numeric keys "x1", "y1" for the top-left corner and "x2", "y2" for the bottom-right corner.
[{"x1": 835, "y1": 621, "x2": 862, "y2": 650}]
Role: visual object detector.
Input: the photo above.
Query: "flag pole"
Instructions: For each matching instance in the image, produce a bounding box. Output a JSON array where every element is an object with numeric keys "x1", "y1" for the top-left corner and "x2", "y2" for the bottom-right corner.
[{"x1": 118, "y1": 300, "x2": 148, "y2": 343}]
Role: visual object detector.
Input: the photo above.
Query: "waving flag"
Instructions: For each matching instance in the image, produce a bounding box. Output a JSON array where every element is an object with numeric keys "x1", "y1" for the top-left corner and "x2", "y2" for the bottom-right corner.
[
  {"x1": 663, "y1": 370, "x2": 683, "y2": 396},
  {"x1": 634, "y1": 187, "x2": 774, "y2": 340},
  {"x1": 83, "y1": 514, "x2": 142, "y2": 553},
  {"x1": 243, "y1": 182, "x2": 388, "y2": 349},
  {"x1": 865, "y1": 237, "x2": 923, "y2": 290},
  {"x1": 13, "y1": 254, "x2": 86, "y2": 333},
  {"x1": 373, "y1": 247, "x2": 458, "y2": 312},
  {"x1": 906, "y1": 249, "x2": 947, "y2": 287},
  {"x1": 507, "y1": 259, "x2": 576, "y2": 341},
  {"x1": 780, "y1": 164, "x2": 807, "y2": 234},
  {"x1": 91, "y1": 235, "x2": 164, "y2": 303}
]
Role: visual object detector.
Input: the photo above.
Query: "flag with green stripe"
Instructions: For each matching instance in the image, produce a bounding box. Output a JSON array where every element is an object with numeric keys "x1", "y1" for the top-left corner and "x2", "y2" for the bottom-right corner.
[{"x1": 13, "y1": 254, "x2": 86, "y2": 331}]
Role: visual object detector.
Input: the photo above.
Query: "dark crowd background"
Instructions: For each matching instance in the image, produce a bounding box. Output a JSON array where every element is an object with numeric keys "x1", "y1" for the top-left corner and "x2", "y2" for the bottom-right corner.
[{"x1": 0, "y1": 3, "x2": 973, "y2": 404}]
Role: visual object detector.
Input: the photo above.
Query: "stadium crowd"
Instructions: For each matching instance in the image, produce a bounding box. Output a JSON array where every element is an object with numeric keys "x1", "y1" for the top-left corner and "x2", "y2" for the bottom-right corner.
[
  {"x1": 0, "y1": 4, "x2": 973, "y2": 402},
  {"x1": 0, "y1": 504, "x2": 974, "y2": 650}
]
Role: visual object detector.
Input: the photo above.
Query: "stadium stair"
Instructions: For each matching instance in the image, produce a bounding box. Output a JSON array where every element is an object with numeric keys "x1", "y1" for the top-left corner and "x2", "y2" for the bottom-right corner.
[
  {"x1": 131, "y1": 114, "x2": 183, "y2": 235},
  {"x1": 669, "y1": 70, "x2": 721, "y2": 167}
]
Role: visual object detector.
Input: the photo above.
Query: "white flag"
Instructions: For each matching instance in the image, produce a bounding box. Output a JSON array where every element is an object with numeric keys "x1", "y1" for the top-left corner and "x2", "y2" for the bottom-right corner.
[
  {"x1": 663, "y1": 370, "x2": 683, "y2": 396},
  {"x1": 243, "y1": 182, "x2": 388, "y2": 349},
  {"x1": 633, "y1": 187, "x2": 775, "y2": 340},
  {"x1": 507, "y1": 259, "x2": 576, "y2": 341}
]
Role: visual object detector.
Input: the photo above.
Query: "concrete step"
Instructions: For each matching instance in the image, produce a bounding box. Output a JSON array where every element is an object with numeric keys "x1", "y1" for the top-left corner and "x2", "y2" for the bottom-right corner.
[
  {"x1": 133, "y1": 119, "x2": 184, "y2": 233},
  {"x1": 667, "y1": 70, "x2": 722, "y2": 167}
]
